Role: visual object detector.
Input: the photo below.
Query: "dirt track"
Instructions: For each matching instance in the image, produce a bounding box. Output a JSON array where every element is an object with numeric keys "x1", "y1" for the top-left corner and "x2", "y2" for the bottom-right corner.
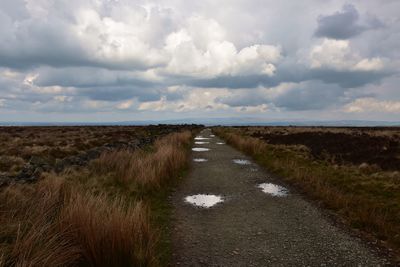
[{"x1": 171, "y1": 129, "x2": 389, "y2": 266}]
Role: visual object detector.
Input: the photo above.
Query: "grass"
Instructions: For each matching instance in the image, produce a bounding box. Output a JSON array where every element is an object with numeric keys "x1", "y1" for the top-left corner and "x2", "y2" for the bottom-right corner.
[
  {"x1": 91, "y1": 131, "x2": 192, "y2": 192},
  {"x1": 214, "y1": 127, "x2": 400, "y2": 255},
  {"x1": 0, "y1": 125, "x2": 195, "y2": 177},
  {"x1": 0, "y1": 130, "x2": 195, "y2": 266}
]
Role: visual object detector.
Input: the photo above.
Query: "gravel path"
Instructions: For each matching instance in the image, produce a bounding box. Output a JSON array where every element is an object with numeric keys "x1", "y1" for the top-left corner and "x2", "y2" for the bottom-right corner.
[{"x1": 171, "y1": 129, "x2": 390, "y2": 266}]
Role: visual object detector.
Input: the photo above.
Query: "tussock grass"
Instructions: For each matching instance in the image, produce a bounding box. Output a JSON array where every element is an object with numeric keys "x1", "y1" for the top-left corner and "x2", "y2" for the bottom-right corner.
[
  {"x1": 0, "y1": 130, "x2": 194, "y2": 266},
  {"x1": 215, "y1": 127, "x2": 400, "y2": 254},
  {"x1": 0, "y1": 178, "x2": 155, "y2": 267},
  {"x1": 92, "y1": 131, "x2": 192, "y2": 191}
]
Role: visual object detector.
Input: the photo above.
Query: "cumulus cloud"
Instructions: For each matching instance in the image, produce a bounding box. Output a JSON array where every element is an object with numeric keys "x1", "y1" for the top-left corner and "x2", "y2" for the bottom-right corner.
[
  {"x1": 0, "y1": 0, "x2": 170, "y2": 70},
  {"x1": 162, "y1": 18, "x2": 282, "y2": 78},
  {"x1": 0, "y1": 0, "x2": 399, "y2": 121},
  {"x1": 310, "y1": 39, "x2": 385, "y2": 71},
  {"x1": 315, "y1": 4, "x2": 383, "y2": 40}
]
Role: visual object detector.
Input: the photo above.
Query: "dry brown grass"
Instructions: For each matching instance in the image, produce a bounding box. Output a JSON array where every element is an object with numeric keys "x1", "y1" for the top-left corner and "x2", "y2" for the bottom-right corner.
[
  {"x1": 92, "y1": 131, "x2": 192, "y2": 190},
  {"x1": 0, "y1": 125, "x2": 196, "y2": 177},
  {"x1": 0, "y1": 130, "x2": 195, "y2": 266},
  {"x1": 215, "y1": 127, "x2": 400, "y2": 254},
  {"x1": 0, "y1": 156, "x2": 25, "y2": 175},
  {"x1": 0, "y1": 177, "x2": 156, "y2": 267},
  {"x1": 61, "y1": 193, "x2": 156, "y2": 267},
  {"x1": 221, "y1": 132, "x2": 267, "y2": 155}
]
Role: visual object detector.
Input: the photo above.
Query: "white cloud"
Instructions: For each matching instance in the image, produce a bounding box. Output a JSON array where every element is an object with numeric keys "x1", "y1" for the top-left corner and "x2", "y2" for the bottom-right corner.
[
  {"x1": 72, "y1": 7, "x2": 168, "y2": 69},
  {"x1": 116, "y1": 99, "x2": 135, "y2": 110},
  {"x1": 53, "y1": 95, "x2": 72, "y2": 102},
  {"x1": 139, "y1": 87, "x2": 230, "y2": 112},
  {"x1": 310, "y1": 39, "x2": 385, "y2": 71},
  {"x1": 162, "y1": 16, "x2": 281, "y2": 78},
  {"x1": 344, "y1": 98, "x2": 400, "y2": 113},
  {"x1": 0, "y1": 0, "x2": 399, "y2": 121}
]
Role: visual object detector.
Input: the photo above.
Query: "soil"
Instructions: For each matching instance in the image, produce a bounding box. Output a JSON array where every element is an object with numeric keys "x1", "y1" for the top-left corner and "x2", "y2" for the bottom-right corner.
[
  {"x1": 171, "y1": 129, "x2": 391, "y2": 266},
  {"x1": 248, "y1": 127, "x2": 400, "y2": 171}
]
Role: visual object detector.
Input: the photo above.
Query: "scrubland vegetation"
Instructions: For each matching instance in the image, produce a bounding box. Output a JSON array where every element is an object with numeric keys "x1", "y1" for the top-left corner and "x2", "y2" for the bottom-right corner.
[
  {"x1": 0, "y1": 125, "x2": 189, "y2": 177},
  {"x1": 214, "y1": 127, "x2": 400, "y2": 255},
  {"x1": 0, "y1": 129, "x2": 194, "y2": 266}
]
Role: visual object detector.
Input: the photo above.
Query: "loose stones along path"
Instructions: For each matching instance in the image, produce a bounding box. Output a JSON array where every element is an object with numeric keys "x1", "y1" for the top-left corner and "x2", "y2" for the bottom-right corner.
[{"x1": 171, "y1": 129, "x2": 389, "y2": 266}]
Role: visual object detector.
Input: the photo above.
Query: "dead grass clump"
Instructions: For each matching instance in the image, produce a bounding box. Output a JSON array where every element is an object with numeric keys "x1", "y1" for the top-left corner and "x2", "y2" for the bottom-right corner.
[
  {"x1": 93, "y1": 131, "x2": 192, "y2": 190},
  {"x1": 223, "y1": 132, "x2": 266, "y2": 155},
  {"x1": 0, "y1": 177, "x2": 157, "y2": 267},
  {"x1": 61, "y1": 193, "x2": 156, "y2": 267},
  {"x1": 0, "y1": 178, "x2": 80, "y2": 267}
]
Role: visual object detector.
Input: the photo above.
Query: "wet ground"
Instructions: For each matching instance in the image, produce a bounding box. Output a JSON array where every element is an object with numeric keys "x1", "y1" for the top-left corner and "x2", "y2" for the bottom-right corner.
[{"x1": 171, "y1": 129, "x2": 390, "y2": 266}]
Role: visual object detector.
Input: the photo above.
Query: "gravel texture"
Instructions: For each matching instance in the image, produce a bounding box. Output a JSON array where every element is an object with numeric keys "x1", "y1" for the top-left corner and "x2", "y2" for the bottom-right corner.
[{"x1": 171, "y1": 129, "x2": 390, "y2": 266}]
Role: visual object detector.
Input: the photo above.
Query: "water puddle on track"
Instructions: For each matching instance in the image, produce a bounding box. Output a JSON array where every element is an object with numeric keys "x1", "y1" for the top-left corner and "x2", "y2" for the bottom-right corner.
[
  {"x1": 258, "y1": 183, "x2": 288, "y2": 197},
  {"x1": 192, "y1": 147, "x2": 210, "y2": 152},
  {"x1": 195, "y1": 136, "x2": 211, "y2": 140},
  {"x1": 216, "y1": 142, "x2": 225, "y2": 145},
  {"x1": 185, "y1": 194, "x2": 224, "y2": 208},
  {"x1": 195, "y1": 141, "x2": 209, "y2": 144},
  {"x1": 210, "y1": 134, "x2": 215, "y2": 137},
  {"x1": 193, "y1": 158, "x2": 208, "y2": 162},
  {"x1": 232, "y1": 159, "x2": 251, "y2": 165}
]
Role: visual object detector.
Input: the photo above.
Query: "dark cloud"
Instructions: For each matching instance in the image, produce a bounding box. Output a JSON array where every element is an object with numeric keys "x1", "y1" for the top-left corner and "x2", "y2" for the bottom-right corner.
[
  {"x1": 79, "y1": 87, "x2": 157, "y2": 102},
  {"x1": 188, "y1": 62, "x2": 389, "y2": 91},
  {"x1": 310, "y1": 68, "x2": 390, "y2": 88},
  {"x1": 216, "y1": 92, "x2": 268, "y2": 107},
  {"x1": 34, "y1": 67, "x2": 157, "y2": 88},
  {"x1": 273, "y1": 82, "x2": 345, "y2": 111},
  {"x1": 217, "y1": 81, "x2": 350, "y2": 111},
  {"x1": 0, "y1": 0, "x2": 398, "y2": 120},
  {"x1": 314, "y1": 4, "x2": 383, "y2": 40}
]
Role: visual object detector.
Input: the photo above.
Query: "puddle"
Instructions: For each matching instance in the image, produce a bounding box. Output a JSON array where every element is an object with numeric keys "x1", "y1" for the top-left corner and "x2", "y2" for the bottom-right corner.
[
  {"x1": 185, "y1": 194, "x2": 223, "y2": 208},
  {"x1": 195, "y1": 136, "x2": 211, "y2": 140},
  {"x1": 193, "y1": 158, "x2": 208, "y2": 162},
  {"x1": 210, "y1": 134, "x2": 215, "y2": 137},
  {"x1": 258, "y1": 183, "x2": 288, "y2": 197},
  {"x1": 232, "y1": 159, "x2": 251, "y2": 165},
  {"x1": 192, "y1": 147, "x2": 210, "y2": 152},
  {"x1": 216, "y1": 142, "x2": 225, "y2": 145},
  {"x1": 195, "y1": 141, "x2": 209, "y2": 144}
]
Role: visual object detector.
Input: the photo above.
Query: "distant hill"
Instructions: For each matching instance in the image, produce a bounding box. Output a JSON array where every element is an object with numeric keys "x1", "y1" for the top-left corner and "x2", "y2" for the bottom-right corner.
[{"x1": 1, "y1": 118, "x2": 400, "y2": 127}]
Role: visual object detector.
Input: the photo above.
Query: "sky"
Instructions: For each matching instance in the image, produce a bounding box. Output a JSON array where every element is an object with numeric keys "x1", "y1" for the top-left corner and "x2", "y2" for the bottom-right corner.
[{"x1": 0, "y1": 0, "x2": 399, "y2": 123}]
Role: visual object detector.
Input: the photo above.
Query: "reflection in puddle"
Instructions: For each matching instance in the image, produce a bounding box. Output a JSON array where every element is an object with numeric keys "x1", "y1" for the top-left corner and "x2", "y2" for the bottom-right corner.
[
  {"x1": 195, "y1": 136, "x2": 211, "y2": 140},
  {"x1": 216, "y1": 142, "x2": 225, "y2": 145},
  {"x1": 232, "y1": 159, "x2": 251, "y2": 165},
  {"x1": 185, "y1": 194, "x2": 223, "y2": 208},
  {"x1": 210, "y1": 134, "x2": 215, "y2": 137},
  {"x1": 258, "y1": 183, "x2": 288, "y2": 197},
  {"x1": 195, "y1": 141, "x2": 209, "y2": 144},
  {"x1": 193, "y1": 158, "x2": 208, "y2": 162},
  {"x1": 192, "y1": 147, "x2": 210, "y2": 152}
]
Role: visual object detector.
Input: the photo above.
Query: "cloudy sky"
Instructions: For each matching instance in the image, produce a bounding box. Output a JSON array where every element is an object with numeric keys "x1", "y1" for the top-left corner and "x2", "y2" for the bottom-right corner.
[{"x1": 0, "y1": 0, "x2": 399, "y2": 122}]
